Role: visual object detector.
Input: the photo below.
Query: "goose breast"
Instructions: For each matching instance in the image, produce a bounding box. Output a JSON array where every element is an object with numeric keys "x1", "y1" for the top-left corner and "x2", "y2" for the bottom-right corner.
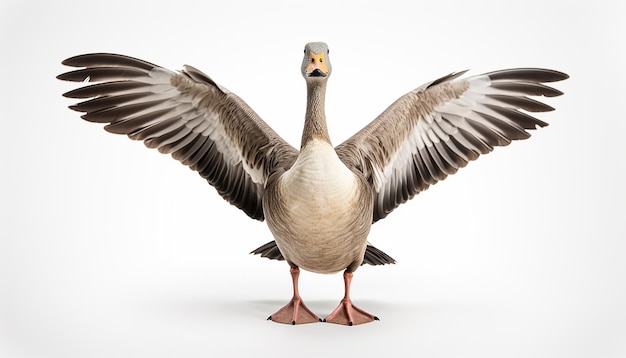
[{"x1": 264, "y1": 139, "x2": 374, "y2": 273}]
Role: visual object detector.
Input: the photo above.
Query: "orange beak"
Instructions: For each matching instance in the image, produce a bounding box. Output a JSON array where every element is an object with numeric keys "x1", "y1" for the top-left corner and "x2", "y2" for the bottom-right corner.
[{"x1": 306, "y1": 51, "x2": 328, "y2": 77}]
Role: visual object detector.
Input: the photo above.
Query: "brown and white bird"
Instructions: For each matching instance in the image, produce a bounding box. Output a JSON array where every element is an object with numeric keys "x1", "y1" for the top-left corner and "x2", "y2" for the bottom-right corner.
[{"x1": 57, "y1": 42, "x2": 567, "y2": 325}]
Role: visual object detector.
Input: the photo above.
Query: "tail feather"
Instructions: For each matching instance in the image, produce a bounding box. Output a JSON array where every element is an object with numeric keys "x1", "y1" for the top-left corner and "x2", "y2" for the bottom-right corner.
[{"x1": 250, "y1": 241, "x2": 396, "y2": 266}]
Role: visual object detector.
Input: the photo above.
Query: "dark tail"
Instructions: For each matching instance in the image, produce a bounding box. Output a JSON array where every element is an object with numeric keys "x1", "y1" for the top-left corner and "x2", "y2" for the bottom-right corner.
[{"x1": 250, "y1": 241, "x2": 396, "y2": 266}]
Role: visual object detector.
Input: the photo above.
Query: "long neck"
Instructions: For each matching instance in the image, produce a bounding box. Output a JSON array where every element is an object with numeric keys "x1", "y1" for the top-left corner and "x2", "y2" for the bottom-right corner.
[{"x1": 301, "y1": 80, "x2": 331, "y2": 148}]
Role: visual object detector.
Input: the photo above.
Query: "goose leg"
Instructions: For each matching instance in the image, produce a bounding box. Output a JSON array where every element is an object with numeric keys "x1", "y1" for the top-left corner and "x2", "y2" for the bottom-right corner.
[
  {"x1": 324, "y1": 270, "x2": 379, "y2": 326},
  {"x1": 268, "y1": 266, "x2": 320, "y2": 325}
]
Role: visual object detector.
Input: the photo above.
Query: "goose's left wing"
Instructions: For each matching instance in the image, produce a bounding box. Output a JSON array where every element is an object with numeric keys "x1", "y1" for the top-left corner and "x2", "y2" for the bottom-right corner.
[{"x1": 335, "y1": 68, "x2": 568, "y2": 222}]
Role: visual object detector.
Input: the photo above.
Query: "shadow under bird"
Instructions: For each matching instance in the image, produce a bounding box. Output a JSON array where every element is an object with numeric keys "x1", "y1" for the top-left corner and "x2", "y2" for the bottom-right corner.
[{"x1": 57, "y1": 42, "x2": 568, "y2": 326}]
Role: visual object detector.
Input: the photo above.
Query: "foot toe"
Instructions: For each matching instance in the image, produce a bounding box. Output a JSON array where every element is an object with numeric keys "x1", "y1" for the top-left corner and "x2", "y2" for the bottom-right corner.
[
  {"x1": 268, "y1": 299, "x2": 320, "y2": 325},
  {"x1": 325, "y1": 299, "x2": 378, "y2": 326}
]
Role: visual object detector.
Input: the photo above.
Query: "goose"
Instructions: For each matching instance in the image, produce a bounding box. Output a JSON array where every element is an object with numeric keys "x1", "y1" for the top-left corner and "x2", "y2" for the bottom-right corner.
[{"x1": 57, "y1": 42, "x2": 567, "y2": 326}]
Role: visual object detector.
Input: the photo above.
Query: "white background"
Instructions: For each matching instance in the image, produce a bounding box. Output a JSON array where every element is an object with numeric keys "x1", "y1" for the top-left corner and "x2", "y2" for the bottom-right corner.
[{"x1": 1, "y1": 1, "x2": 625, "y2": 357}]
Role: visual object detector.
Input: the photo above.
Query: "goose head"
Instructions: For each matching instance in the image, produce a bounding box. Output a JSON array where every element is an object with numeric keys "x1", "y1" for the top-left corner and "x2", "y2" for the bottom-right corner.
[{"x1": 302, "y1": 42, "x2": 331, "y2": 81}]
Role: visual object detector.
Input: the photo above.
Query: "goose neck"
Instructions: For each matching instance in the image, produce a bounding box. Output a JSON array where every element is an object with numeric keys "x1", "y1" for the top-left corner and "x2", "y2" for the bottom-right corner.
[{"x1": 301, "y1": 81, "x2": 331, "y2": 147}]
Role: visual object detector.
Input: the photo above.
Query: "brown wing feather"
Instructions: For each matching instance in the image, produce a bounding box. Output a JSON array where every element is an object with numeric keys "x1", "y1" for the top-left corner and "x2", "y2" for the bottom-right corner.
[
  {"x1": 58, "y1": 53, "x2": 298, "y2": 221},
  {"x1": 336, "y1": 68, "x2": 568, "y2": 222}
]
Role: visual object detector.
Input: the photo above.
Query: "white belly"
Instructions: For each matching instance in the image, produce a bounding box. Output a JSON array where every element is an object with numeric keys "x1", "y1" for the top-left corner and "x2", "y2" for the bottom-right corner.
[
  {"x1": 282, "y1": 140, "x2": 358, "y2": 218},
  {"x1": 265, "y1": 139, "x2": 372, "y2": 273}
]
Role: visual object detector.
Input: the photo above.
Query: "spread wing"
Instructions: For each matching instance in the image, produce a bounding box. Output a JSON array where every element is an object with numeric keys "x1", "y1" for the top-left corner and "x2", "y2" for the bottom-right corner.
[
  {"x1": 58, "y1": 53, "x2": 298, "y2": 221},
  {"x1": 335, "y1": 68, "x2": 568, "y2": 222}
]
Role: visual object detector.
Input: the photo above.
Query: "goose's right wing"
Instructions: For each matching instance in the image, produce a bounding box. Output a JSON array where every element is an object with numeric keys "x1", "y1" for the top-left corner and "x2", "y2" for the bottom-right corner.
[{"x1": 58, "y1": 53, "x2": 298, "y2": 221}]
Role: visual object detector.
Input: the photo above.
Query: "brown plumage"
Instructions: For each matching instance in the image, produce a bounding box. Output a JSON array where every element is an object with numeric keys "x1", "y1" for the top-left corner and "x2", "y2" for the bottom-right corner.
[{"x1": 58, "y1": 42, "x2": 567, "y2": 325}]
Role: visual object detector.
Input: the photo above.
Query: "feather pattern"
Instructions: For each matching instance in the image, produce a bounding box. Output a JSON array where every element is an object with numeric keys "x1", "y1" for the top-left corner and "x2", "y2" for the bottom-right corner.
[
  {"x1": 58, "y1": 53, "x2": 298, "y2": 220},
  {"x1": 335, "y1": 68, "x2": 568, "y2": 222}
]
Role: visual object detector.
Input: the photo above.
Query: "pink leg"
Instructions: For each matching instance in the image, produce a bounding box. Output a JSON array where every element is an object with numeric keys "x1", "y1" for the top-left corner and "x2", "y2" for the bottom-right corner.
[
  {"x1": 324, "y1": 271, "x2": 379, "y2": 326},
  {"x1": 268, "y1": 267, "x2": 320, "y2": 325}
]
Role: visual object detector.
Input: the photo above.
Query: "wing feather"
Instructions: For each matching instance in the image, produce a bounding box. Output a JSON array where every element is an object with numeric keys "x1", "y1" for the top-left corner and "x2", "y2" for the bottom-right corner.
[
  {"x1": 336, "y1": 68, "x2": 567, "y2": 222},
  {"x1": 58, "y1": 53, "x2": 299, "y2": 221}
]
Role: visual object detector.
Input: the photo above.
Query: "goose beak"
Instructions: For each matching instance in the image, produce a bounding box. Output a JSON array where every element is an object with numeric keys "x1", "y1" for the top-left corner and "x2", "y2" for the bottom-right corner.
[
  {"x1": 306, "y1": 52, "x2": 328, "y2": 77},
  {"x1": 308, "y1": 68, "x2": 327, "y2": 77}
]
